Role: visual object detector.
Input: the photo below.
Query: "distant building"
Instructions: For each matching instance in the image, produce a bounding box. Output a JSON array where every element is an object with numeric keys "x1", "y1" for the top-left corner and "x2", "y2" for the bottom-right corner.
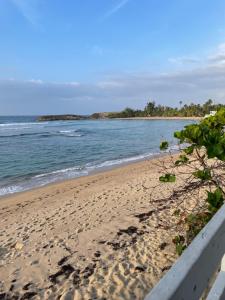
[{"x1": 204, "y1": 111, "x2": 217, "y2": 118}]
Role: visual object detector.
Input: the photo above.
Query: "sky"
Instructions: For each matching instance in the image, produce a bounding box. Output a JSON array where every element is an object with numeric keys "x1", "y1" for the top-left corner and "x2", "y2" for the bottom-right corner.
[{"x1": 1, "y1": 0, "x2": 225, "y2": 115}]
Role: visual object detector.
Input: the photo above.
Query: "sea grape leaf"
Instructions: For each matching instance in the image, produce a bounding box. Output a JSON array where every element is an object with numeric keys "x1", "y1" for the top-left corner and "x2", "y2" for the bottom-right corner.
[
  {"x1": 172, "y1": 235, "x2": 186, "y2": 256},
  {"x1": 176, "y1": 243, "x2": 186, "y2": 256},
  {"x1": 175, "y1": 155, "x2": 189, "y2": 166},
  {"x1": 193, "y1": 169, "x2": 211, "y2": 180},
  {"x1": 159, "y1": 173, "x2": 176, "y2": 183},
  {"x1": 183, "y1": 145, "x2": 195, "y2": 155},
  {"x1": 207, "y1": 188, "x2": 224, "y2": 213},
  {"x1": 174, "y1": 131, "x2": 184, "y2": 142},
  {"x1": 160, "y1": 141, "x2": 169, "y2": 150}
]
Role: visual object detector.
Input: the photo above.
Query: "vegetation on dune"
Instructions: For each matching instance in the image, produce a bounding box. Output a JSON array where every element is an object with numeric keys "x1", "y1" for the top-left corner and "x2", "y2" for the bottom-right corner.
[
  {"x1": 159, "y1": 109, "x2": 225, "y2": 255},
  {"x1": 108, "y1": 99, "x2": 225, "y2": 118}
]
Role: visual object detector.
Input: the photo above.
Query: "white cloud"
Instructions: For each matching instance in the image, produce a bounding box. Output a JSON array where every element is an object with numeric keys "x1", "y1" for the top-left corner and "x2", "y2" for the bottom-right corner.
[
  {"x1": 28, "y1": 79, "x2": 43, "y2": 84},
  {"x1": 2, "y1": 42, "x2": 225, "y2": 115},
  {"x1": 10, "y1": 0, "x2": 41, "y2": 26},
  {"x1": 168, "y1": 56, "x2": 199, "y2": 65},
  {"x1": 103, "y1": 0, "x2": 130, "y2": 19},
  {"x1": 64, "y1": 81, "x2": 80, "y2": 87},
  {"x1": 1, "y1": 61, "x2": 225, "y2": 115},
  {"x1": 208, "y1": 43, "x2": 225, "y2": 64},
  {"x1": 97, "y1": 80, "x2": 125, "y2": 88},
  {"x1": 169, "y1": 43, "x2": 225, "y2": 68}
]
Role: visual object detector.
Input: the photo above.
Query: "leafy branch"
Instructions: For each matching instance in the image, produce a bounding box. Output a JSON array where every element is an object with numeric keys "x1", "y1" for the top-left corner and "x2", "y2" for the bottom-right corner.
[{"x1": 159, "y1": 109, "x2": 225, "y2": 255}]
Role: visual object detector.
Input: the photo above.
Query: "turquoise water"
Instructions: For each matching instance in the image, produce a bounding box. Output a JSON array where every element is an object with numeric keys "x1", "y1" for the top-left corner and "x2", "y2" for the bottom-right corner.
[{"x1": 0, "y1": 116, "x2": 194, "y2": 196}]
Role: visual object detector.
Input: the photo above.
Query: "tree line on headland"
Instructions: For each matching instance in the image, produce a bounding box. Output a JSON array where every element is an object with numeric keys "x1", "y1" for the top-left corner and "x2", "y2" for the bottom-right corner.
[
  {"x1": 38, "y1": 99, "x2": 225, "y2": 121},
  {"x1": 107, "y1": 99, "x2": 225, "y2": 118}
]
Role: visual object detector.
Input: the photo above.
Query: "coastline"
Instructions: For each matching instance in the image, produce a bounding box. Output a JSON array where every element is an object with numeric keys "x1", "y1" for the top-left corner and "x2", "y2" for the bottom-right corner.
[
  {"x1": 112, "y1": 116, "x2": 202, "y2": 120},
  {"x1": 0, "y1": 152, "x2": 202, "y2": 299},
  {"x1": 0, "y1": 152, "x2": 170, "y2": 199},
  {"x1": 36, "y1": 115, "x2": 202, "y2": 122},
  {"x1": 0, "y1": 152, "x2": 169, "y2": 202}
]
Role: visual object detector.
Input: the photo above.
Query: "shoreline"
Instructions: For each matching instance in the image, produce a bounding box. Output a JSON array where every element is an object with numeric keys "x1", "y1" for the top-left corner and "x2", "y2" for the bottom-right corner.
[
  {"x1": 36, "y1": 115, "x2": 202, "y2": 122},
  {"x1": 0, "y1": 152, "x2": 171, "y2": 200},
  {"x1": 0, "y1": 152, "x2": 172, "y2": 203},
  {"x1": 112, "y1": 116, "x2": 202, "y2": 120}
]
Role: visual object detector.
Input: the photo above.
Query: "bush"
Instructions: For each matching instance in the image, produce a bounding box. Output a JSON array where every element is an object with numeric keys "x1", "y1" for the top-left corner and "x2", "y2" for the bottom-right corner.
[{"x1": 159, "y1": 109, "x2": 225, "y2": 255}]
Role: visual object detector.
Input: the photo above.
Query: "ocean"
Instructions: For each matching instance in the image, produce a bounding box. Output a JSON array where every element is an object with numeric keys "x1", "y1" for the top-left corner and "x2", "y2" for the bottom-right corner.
[{"x1": 0, "y1": 116, "x2": 194, "y2": 196}]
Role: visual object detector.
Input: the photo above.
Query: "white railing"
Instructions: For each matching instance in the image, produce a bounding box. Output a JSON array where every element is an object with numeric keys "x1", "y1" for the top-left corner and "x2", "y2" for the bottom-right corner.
[{"x1": 145, "y1": 204, "x2": 225, "y2": 300}]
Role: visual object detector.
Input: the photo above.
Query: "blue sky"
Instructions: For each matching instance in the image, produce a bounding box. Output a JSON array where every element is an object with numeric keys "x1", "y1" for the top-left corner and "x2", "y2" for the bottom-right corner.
[{"x1": 1, "y1": 0, "x2": 225, "y2": 115}]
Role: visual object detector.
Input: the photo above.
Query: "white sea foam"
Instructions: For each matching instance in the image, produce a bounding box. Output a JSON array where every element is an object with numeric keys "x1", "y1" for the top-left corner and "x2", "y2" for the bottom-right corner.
[
  {"x1": 34, "y1": 152, "x2": 155, "y2": 180},
  {"x1": 58, "y1": 129, "x2": 83, "y2": 137},
  {"x1": 33, "y1": 152, "x2": 158, "y2": 183},
  {"x1": 34, "y1": 166, "x2": 85, "y2": 178},
  {"x1": 86, "y1": 152, "x2": 156, "y2": 170},
  {"x1": 59, "y1": 130, "x2": 78, "y2": 133},
  {"x1": 0, "y1": 122, "x2": 46, "y2": 127},
  {"x1": 1, "y1": 126, "x2": 31, "y2": 130},
  {"x1": 0, "y1": 185, "x2": 24, "y2": 196},
  {"x1": 66, "y1": 134, "x2": 83, "y2": 137}
]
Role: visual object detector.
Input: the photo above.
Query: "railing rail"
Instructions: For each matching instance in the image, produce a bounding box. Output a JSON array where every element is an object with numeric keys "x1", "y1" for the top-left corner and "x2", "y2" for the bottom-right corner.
[{"x1": 145, "y1": 204, "x2": 225, "y2": 300}]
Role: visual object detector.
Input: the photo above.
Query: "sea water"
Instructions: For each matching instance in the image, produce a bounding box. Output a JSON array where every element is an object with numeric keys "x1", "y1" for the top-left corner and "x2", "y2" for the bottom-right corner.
[{"x1": 0, "y1": 116, "x2": 194, "y2": 196}]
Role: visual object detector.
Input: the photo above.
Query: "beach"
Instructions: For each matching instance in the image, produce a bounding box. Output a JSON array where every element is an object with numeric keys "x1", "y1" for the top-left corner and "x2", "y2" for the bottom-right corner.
[
  {"x1": 0, "y1": 154, "x2": 204, "y2": 300},
  {"x1": 114, "y1": 116, "x2": 202, "y2": 120},
  {"x1": 0, "y1": 0, "x2": 223, "y2": 298}
]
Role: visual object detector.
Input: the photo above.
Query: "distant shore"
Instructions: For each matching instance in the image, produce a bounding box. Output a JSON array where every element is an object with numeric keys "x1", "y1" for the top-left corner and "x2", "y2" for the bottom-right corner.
[
  {"x1": 37, "y1": 115, "x2": 202, "y2": 122},
  {"x1": 0, "y1": 153, "x2": 204, "y2": 299},
  {"x1": 113, "y1": 116, "x2": 202, "y2": 120}
]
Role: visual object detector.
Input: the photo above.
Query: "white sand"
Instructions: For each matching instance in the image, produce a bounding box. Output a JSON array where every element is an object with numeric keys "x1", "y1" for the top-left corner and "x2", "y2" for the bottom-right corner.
[{"x1": 0, "y1": 154, "x2": 202, "y2": 299}]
